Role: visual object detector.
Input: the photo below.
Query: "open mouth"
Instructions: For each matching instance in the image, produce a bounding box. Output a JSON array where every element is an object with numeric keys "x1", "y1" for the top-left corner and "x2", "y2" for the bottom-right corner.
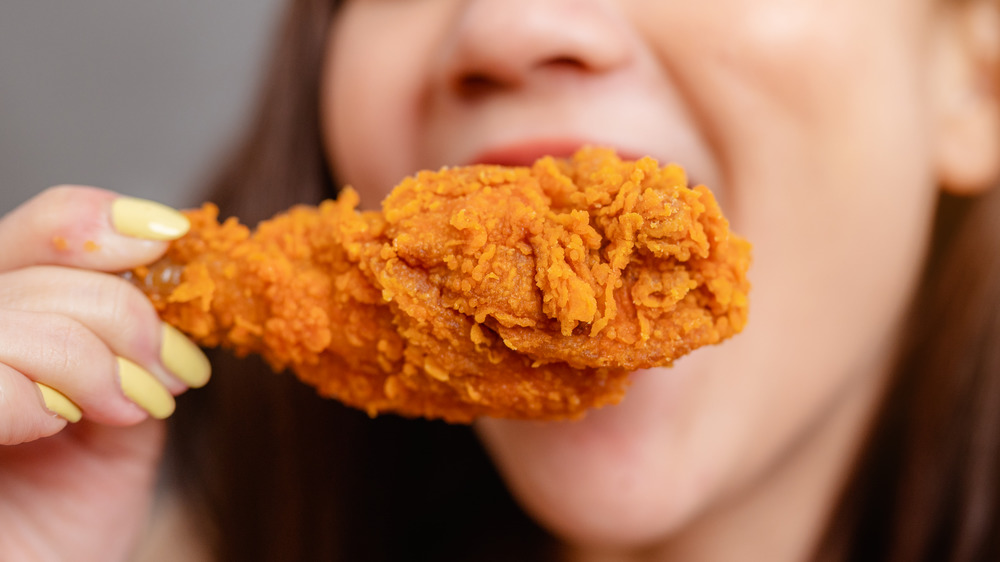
[{"x1": 468, "y1": 138, "x2": 646, "y2": 167}]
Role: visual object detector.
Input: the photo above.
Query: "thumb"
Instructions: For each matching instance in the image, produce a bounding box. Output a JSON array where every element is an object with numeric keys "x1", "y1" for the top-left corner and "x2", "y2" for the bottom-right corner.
[{"x1": 0, "y1": 185, "x2": 189, "y2": 273}]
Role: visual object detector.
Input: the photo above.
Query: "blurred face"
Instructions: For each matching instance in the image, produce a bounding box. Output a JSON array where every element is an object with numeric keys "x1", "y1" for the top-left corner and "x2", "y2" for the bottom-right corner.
[{"x1": 322, "y1": 0, "x2": 955, "y2": 553}]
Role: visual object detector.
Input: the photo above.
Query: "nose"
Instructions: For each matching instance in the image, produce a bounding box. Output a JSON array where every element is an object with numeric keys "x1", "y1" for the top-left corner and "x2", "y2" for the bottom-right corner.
[{"x1": 436, "y1": 0, "x2": 634, "y2": 95}]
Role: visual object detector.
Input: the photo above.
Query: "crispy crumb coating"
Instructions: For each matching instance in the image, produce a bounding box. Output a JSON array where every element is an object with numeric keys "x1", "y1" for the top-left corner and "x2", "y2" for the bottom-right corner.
[{"x1": 129, "y1": 148, "x2": 751, "y2": 422}]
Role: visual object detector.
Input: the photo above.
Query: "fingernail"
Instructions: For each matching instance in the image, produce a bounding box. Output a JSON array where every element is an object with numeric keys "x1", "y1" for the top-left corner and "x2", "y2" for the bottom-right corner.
[
  {"x1": 117, "y1": 357, "x2": 175, "y2": 419},
  {"x1": 161, "y1": 324, "x2": 211, "y2": 388},
  {"x1": 36, "y1": 382, "x2": 82, "y2": 423},
  {"x1": 111, "y1": 197, "x2": 190, "y2": 241}
]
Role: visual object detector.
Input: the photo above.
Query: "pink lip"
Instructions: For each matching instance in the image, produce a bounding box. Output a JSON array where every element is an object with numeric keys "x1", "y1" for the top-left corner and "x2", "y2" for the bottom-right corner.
[{"x1": 468, "y1": 139, "x2": 644, "y2": 167}]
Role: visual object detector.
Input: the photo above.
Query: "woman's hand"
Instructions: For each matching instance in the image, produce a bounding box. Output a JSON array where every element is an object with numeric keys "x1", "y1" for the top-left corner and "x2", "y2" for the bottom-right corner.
[{"x1": 0, "y1": 186, "x2": 210, "y2": 561}]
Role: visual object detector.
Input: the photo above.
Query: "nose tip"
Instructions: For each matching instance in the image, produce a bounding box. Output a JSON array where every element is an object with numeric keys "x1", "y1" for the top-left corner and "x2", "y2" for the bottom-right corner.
[{"x1": 437, "y1": 0, "x2": 633, "y2": 95}]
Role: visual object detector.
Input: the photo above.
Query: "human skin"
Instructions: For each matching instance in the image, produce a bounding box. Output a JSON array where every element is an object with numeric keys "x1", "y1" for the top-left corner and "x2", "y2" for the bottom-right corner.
[
  {"x1": 0, "y1": 188, "x2": 204, "y2": 561},
  {"x1": 324, "y1": 0, "x2": 1000, "y2": 560}
]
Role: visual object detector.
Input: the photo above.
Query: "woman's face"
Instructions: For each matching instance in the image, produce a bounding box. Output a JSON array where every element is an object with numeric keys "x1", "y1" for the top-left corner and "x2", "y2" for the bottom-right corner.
[{"x1": 322, "y1": 0, "x2": 968, "y2": 551}]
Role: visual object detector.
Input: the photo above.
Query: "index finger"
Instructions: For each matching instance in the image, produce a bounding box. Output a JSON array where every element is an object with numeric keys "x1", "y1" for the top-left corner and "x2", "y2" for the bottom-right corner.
[{"x1": 0, "y1": 185, "x2": 190, "y2": 273}]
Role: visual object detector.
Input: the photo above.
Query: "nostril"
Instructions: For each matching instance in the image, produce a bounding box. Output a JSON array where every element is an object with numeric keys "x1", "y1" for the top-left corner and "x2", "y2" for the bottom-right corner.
[
  {"x1": 543, "y1": 56, "x2": 587, "y2": 71},
  {"x1": 454, "y1": 55, "x2": 589, "y2": 97},
  {"x1": 455, "y1": 72, "x2": 507, "y2": 97}
]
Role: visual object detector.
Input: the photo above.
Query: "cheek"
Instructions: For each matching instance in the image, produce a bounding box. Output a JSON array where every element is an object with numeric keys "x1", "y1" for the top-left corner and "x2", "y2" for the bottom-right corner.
[
  {"x1": 322, "y1": 2, "x2": 452, "y2": 205},
  {"x1": 640, "y1": 0, "x2": 940, "y2": 375},
  {"x1": 708, "y1": 0, "x2": 938, "y2": 373},
  {"x1": 633, "y1": 0, "x2": 934, "y2": 184},
  {"x1": 481, "y1": 0, "x2": 940, "y2": 547}
]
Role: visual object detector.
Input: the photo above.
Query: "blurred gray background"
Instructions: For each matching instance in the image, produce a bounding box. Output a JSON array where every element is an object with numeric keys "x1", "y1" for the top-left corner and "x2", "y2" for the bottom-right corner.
[{"x1": 0, "y1": 0, "x2": 283, "y2": 214}]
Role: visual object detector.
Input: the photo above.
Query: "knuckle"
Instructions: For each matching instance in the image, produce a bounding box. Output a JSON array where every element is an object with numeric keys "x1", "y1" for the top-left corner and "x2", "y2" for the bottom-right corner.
[
  {"x1": 104, "y1": 279, "x2": 156, "y2": 343},
  {"x1": 39, "y1": 184, "x2": 79, "y2": 200},
  {"x1": 36, "y1": 184, "x2": 103, "y2": 204},
  {"x1": 28, "y1": 185, "x2": 112, "y2": 236},
  {"x1": 20, "y1": 187, "x2": 79, "y2": 239},
  {"x1": 31, "y1": 185, "x2": 88, "y2": 220},
  {"x1": 46, "y1": 315, "x2": 96, "y2": 375}
]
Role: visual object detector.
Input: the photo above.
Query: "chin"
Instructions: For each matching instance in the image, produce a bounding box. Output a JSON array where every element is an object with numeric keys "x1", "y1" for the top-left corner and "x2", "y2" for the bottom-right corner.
[{"x1": 475, "y1": 367, "x2": 715, "y2": 550}]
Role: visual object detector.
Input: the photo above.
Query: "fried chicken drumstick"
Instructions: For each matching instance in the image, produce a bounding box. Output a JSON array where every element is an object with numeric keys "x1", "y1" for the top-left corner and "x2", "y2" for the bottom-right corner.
[{"x1": 129, "y1": 148, "x2": 751, "y2": 422}]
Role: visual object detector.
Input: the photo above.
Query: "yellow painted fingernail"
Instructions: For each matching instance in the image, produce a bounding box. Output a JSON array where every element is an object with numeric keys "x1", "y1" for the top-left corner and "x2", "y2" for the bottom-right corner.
[
  {"x1": 117, "y1": 357, "x2": 175, "y2": 419},
  {"x1": 111, "y1": 197, "x2": 190, "y2": 241},
  {"x1": 36, "y1": 382, "x2": 82, "y2": 423},
  {"x1": 161, "y1": 324, "x2": 211, "y2": 388}
]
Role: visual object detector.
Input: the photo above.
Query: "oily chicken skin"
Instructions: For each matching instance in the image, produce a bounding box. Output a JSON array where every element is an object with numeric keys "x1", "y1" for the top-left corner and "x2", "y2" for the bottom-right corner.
[{"x1": 130, "y1": 148, "x2": 751, "y2": 422}]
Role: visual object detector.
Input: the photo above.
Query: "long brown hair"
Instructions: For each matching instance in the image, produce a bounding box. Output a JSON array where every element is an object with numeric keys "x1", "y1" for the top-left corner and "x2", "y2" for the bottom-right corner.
[
  {"x1": 167, "y1": 0, "x2": 1000, "y2": 560},
  {"x1": 818, "y1": 188, "x2": 1000, "y2": 561}
]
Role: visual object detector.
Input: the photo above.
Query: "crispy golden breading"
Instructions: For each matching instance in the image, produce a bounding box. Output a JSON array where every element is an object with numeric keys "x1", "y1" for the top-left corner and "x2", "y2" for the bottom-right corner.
[{"x1": 130, "y1": 148, "x2": 751, "y2": 422}]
